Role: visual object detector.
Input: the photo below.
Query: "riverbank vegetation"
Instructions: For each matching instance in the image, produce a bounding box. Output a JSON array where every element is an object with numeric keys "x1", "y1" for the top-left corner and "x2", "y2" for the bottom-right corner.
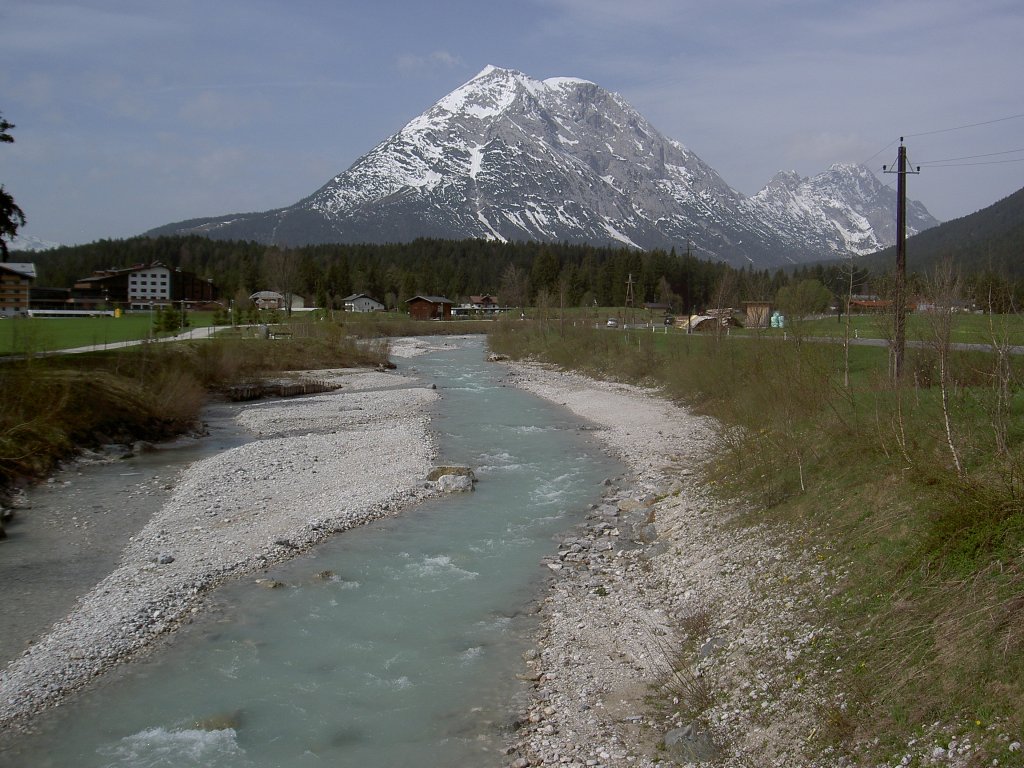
[
  {"x1": 0, "y1": 323, "x2": 390, "y2": 495},
  {"x1": 488, "y1": 315, "x2": 1024, "y2": 762}
]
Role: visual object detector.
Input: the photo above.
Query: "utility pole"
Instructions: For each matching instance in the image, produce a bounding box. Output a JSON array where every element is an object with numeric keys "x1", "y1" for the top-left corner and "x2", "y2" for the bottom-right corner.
[
  {"x1": 883, "y1": 138, "x2": 920, "y2": 379},
  {"x1": 684, "y1": 239, "x2": 692, "y2": 331},
  {"x1": 625, "y1": 272, "x2": 635, "y2": 327}
]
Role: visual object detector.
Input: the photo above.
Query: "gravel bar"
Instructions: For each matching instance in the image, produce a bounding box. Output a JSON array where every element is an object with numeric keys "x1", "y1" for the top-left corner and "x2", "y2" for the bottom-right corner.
[{"x1": 0, "y1": 364, "x2": 441, "y2": 731}]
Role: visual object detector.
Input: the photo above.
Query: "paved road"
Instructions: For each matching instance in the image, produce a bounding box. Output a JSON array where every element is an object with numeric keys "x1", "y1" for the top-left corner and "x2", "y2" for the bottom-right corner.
[
  {"x1": 0, "y1": 325, "x2": 221, "y2": 361},
  {"x1": 53, "y1": 324, "x2": 220, "y2": 355},
  {"x1": 794, "y1": 334, "x2": 1024, "y2": 355},
  {"x1": 604, "y1": 323, "x2": 1024, "y2": 356}
]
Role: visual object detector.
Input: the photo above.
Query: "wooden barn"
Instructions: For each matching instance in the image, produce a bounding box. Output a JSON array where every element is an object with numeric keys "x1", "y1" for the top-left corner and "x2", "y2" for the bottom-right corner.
[{"x1": 406, "y1": 295, "x2": 455, "y2": 321}]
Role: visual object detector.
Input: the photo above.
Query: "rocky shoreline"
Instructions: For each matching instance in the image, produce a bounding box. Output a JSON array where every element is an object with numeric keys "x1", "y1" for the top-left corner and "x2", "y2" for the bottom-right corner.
[
  {"x1": 499, "y1": 363, "x2": 1016, "y2": 768},
  {"x1": 0, "y1": 339, "x2": 450, "y2": 733},
  {"x1": 499, "y1": 362, "x2": 845, "y2": 767}
]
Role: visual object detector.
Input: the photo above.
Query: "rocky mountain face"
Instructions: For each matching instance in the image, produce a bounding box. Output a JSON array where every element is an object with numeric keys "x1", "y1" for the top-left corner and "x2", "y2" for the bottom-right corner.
[
  {"x1": 148, "y1": 66, "x2": 939, "y2": 267},
  {"x1": 9, "y1": 233, "x2": 62, "y2": 252}
]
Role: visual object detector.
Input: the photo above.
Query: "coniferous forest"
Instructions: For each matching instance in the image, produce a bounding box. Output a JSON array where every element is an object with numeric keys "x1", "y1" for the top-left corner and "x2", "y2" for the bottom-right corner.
[{"x1": 25, "y1": 234, "x2": 1023, "y2": 313}]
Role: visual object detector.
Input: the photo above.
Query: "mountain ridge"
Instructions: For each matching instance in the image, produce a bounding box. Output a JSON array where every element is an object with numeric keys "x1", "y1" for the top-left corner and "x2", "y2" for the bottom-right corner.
[{"x1": 147, "y1": 66, "x2": 939, "y2": 267}]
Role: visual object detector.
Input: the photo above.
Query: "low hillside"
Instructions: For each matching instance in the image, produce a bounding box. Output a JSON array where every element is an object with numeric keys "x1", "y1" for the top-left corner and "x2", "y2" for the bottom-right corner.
[{"x1": 860, "y1": 186, "x2": 1024, "y2": 279}]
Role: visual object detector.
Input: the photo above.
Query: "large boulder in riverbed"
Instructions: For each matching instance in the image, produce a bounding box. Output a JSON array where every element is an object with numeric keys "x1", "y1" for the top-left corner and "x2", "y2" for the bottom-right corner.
[
  {"x1": 426, "y1": 466, "x2": 476, "y2": 493},
  {"x1": 426, "y1": 465, "x2": 475, "y2": 481},
  {"x1": 434, "y1": 474, "x2": 474, "y2": 493}
]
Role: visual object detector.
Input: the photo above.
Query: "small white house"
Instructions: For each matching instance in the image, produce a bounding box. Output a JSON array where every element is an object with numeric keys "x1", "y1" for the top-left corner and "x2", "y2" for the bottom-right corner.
[{"x1": 343, "y1": 293, "x2": 385, "y2": 313}]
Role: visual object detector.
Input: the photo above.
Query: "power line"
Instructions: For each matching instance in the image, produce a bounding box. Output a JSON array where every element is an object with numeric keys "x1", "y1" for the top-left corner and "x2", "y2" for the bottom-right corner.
[
  {"x1": 861, "y1": 113, "x2": 1024, "y2": 171},
  {"x1": 918, "y1": 147, "x2": 1024, "y2": 164},
  {"x1": 905, "y1": 112, "x2": 1024, "y2": 138},
  {"x1": 860, "y1": 139, "x2": 899, "y2": 168},
  {"x1": 919, "y1": 157, "x2": 1024, "y2": 168}
]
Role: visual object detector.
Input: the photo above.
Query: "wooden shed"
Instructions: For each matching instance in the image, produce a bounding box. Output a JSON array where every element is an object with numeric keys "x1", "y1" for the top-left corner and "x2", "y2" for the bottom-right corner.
[
  {"x1": 406, "y1": 295, "x2": 455, "y2": 321},
  {"x1": 743, "y1": 301, "x2": 772, "y2": 329}
]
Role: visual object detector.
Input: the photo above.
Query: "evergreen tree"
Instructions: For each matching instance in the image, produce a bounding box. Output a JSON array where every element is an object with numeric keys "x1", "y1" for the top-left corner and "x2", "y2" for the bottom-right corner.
[{"x1": 0, "y1": 112, "x2": 26, "y2": 261}]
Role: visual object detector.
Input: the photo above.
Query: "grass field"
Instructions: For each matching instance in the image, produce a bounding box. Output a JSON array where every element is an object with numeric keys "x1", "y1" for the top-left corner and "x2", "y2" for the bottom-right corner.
[{"x1": 0, "y1": 312, "x2": 217, "y2": 355}]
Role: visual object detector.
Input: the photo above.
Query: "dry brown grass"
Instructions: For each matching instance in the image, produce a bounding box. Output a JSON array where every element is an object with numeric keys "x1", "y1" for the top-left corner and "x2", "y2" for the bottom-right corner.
[{"x1": 0, "y1": 331, "x2": 396, "y2": 491}]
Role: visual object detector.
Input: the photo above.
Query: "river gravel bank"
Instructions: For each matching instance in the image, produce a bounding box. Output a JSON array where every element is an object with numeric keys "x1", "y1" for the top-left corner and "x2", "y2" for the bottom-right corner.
[
  {"x1": 0, "y1": 352, "x2": 443, "y2": 732},
  {"x1": 499, "y1": 362, "x2": 998, "y2": 768}
]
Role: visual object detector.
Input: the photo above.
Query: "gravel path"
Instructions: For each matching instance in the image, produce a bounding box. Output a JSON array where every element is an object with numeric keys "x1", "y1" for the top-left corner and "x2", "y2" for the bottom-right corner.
[{"x1": 0, "y1": 362, "x2": 441, "y2": 731}]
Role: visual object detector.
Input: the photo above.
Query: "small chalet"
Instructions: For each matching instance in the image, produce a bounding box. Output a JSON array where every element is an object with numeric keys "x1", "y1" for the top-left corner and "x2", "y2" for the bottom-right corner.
[
  {"x1": 469, "y1": 294, "x2": 499, "y2": 310},
  {"x1": 0, "y1": 262, "x2": 36, "y2": 316},
  {"x1": 343, "y1": 293, "x2": 385, "y2": 313},
  {"x1": 407, "y1": 295, "x2": 455, "y2": 321}
]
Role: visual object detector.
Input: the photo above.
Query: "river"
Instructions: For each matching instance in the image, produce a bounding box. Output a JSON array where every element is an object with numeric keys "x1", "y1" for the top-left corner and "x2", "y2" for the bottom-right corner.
[{"x1": 0, "y1": 337, "x2": 623, "y2": 767}]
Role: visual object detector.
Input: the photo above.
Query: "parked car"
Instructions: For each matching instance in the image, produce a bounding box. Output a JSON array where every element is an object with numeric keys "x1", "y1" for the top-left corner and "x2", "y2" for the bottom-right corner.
[{"x1": 606, "y1": 318, "x2": 618, "y2": 327}]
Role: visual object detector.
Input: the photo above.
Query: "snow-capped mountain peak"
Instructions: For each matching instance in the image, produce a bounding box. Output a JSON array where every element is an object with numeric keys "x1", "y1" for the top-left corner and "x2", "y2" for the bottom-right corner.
[{"x1": 147, "y1": 67, "x2": 939, "y2": 266}]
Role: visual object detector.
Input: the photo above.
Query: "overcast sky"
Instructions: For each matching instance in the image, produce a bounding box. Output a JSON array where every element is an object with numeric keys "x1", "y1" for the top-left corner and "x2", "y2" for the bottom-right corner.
[{"x1": 2, "y1": 0, "x2": 1022, "y2": 246}]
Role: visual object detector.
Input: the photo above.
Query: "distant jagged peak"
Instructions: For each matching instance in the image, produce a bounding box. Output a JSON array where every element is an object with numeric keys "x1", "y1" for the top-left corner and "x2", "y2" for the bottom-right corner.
[
  {"x1": 759, "y1": 170, "x2": 806, "y2": 194},
  {"x1": 828, "y1": 161, "x2": 873, "y2": 176},
  {"x1": 809, "y1": 162, "x2": 889, "y2": 200}
]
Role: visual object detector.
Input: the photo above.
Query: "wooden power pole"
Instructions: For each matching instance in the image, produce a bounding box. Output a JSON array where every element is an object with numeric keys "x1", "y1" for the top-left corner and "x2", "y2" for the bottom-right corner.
[
  {"x1": 625, "y1": 272, "x2": 635, "y2": 326},
  {"x1": 884, "y1": 138, "x2": 920, "y2": 379}
]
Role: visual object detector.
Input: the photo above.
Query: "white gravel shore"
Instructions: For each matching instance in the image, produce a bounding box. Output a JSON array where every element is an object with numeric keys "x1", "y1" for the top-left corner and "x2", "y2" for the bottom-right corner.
[{"x1": 0, "y1": 359, "x2": 442, "y2": 731}]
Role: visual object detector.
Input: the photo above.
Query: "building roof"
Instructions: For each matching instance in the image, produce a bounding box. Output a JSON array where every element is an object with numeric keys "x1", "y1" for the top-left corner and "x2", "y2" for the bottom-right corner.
[
  {"x1": 406, "y1": 295, "x2": 454, "y2": 304},
  {"x1": 74, "y1": 263, "x2": 174, "y2": 284},
  {"x1": 849, "y1": 299, "x2": 892, "y2": 308},
  {"x1": 250, "y1": 290, "x2": 285, "y2": 300},
  {"x1": 343, "y1": 293, "x2": 382, "y2": 303},
  {"x1": 1, "y1": 262, "x2": 37, "y2": 279}
]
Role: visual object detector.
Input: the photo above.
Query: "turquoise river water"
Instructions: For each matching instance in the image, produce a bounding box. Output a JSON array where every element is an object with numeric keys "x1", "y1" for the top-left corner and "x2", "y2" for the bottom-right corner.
[{"x1": 1, "y1": 337, "x2": 623, "y2": 768}]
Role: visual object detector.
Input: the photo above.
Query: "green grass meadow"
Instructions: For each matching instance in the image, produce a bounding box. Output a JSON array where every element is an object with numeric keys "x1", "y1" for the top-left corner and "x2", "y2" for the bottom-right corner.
[{"x1": 0, "y1": 312, "x2": 217, "y2": 355}]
